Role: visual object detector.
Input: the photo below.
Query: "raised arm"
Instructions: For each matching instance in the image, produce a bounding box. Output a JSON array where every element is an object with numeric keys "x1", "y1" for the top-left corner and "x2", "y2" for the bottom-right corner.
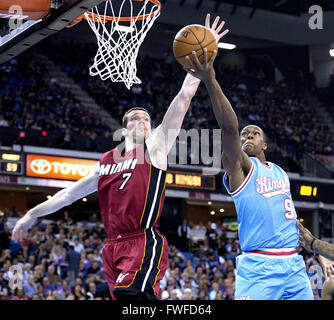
[
  {"x1": 185, "y1": 49, "x2": 252, "y2": 192},
  {"x1": 183, "y1": 15, "x2": 252, "y2": 185},
  {"x1": 149, "y1": 73, "x2": 201, "y2": 153},
  {"x1": 12, "y1": 164, "x2": 99, "y2": 242},
  {"x1": 147, "y1": 14, "x2": 230, "y2": 156}
]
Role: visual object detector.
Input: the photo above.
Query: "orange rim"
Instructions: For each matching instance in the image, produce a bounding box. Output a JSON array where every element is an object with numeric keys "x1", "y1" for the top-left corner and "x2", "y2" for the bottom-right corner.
[{"x1": 74, "y1": 0, "x2": 161, "y2": 23}]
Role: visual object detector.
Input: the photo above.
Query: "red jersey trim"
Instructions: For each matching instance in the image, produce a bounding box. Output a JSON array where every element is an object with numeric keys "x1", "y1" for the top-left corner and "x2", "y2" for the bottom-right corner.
[{"x1": 243, "y1": 249, "x2": 298, "y2": 255}]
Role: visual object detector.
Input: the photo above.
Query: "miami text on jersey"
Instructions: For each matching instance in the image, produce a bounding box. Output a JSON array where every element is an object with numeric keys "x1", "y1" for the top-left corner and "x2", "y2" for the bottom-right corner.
[{"x1": 99, "y1": 159, "x2": 138, "y2": 176}]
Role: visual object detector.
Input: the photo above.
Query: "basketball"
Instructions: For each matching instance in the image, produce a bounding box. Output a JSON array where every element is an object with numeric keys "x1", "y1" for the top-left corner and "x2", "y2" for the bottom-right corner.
[{"x1": 173, "y1": 24, "x2": 218, "y2": 68}]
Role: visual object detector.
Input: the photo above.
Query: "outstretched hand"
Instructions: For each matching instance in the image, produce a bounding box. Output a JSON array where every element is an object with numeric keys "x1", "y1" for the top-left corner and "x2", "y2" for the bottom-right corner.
[
  {"x1": 205, "y1": 13, "x2": 229, "y2": 43},
  {"x1": 296, "y1": 219, "x2": 315, "y2": 252},
  {"x1": 11, "y1": 213, "x2": 36, "y2": 242},
  {"x1": 183, "y1": 14, "x2": 229, "y2": 81},
  {"x1": 319, "y1": 255, "x2": 334, "y2": 281},
  {"x1": 183, "y1": 48, "x2": 217, "y2": 82}
]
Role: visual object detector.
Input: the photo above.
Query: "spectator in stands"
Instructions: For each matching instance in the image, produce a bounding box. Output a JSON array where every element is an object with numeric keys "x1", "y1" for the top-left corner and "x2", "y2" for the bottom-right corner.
[
  {"x1": 23, "y1": 275, "x2": 37, "y2": 298},
  {"x1": 73, "y1": 238, "x2": 85, "y2": 254},
  {"x1": 181, "y1": 288, "x2": 193, "y2": 300},
  {"x1": 205, "y1": 223, "x2": 218, "y2": 252},
  {"x1": 205, "y1": 250, "x2": 225, "y2": 280},
  {"x1": 11, "y1": 288, "x2": 29, "y2": 300},
  {"x1": 57, "y1": 279, "x2": 70, "y2": 300},
  {"x1": 46, "y1": 264, "x2": 61, "y2": 286},
  {"x1": 177, "y1": 219, "x2": 191, "y2": 252},
  {"x1": 0, "y1": 206, "x2": 324, "y2": 300},
  {"x1": 0, "y1": 271, "x2": 9, "y2": 300},
  {"x1": 65, "y1": 245, "x2": 81, "y2": 288}
]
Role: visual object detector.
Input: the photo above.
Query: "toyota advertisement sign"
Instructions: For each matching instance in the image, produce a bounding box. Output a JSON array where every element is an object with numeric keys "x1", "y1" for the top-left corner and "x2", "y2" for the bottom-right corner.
[{"x1": 26, "y1": 154, "x2": 98, "y2": 181}]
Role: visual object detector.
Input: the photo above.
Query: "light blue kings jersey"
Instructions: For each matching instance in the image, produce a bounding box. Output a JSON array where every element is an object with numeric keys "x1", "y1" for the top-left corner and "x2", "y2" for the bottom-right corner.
[{"x1": 223, "y1": 157, "x2": 299, "y2": 251}]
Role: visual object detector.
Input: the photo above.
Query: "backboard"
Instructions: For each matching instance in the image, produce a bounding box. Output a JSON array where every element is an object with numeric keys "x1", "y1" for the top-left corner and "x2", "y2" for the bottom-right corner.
[{"x1": 0, "y1": 0, "x2": 103, "y2": 64}]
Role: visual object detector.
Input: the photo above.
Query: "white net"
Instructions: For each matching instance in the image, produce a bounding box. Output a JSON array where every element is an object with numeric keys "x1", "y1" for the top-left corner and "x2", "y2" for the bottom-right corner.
[{"x1": 84, "y1": 0, "x2": 161, "y2": 89}]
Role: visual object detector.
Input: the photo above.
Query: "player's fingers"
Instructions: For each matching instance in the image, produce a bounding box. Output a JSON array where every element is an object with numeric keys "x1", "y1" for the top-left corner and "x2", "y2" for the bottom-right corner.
[
  {"x1": 209, "y1": 50, "x2": 218, "y2": 65},
  {"x1": 203, "y1": 48, "x2": 208, "y2": 66},
  {"x1": 212, "y1": 16, "x2": 220, "y2": 30},
  {"x1": 215, "y1": 20, "x2": 225, "y2": 34},
  {"x1": 205, "y1": 13, "x2": 210, "y2": 28},
  {"x1": 218, "y1": 29, "x2": 229, "y2": 40},
  {"x1": 185, "y1": 55, "x2": 195, "y2": 69},
  {"x1": 191, "y1": 51, "x2": 201, "y2": 68}
]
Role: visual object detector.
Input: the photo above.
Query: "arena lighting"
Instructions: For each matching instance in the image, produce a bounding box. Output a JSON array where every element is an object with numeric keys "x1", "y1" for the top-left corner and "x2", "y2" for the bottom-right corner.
[
  {"x1": 208, "y1": 201, "x2": 212, "y2": 205},
  {"x1": 25, "y1": 187, "x2": 30, "y2": 191},
  {"x1": 219, "y1": 208, "x2": 225, "y2": 213},
  {"x1": 82, "y1": 198, "x2": 87, "y2": 202},
  {"x1": 41, "y1": 131, "x2": 47, "y2": 137},
  {"x1": 114, "y1": 25, "x2": 135, "y2": 33},
  {"x1": 210, "y1": 210, "x2": 215, "y2": 215},
  {"x1": 47, "y1": 195, "x2": 52, "y2": 199},
  {"x1": 330, "y1": 49, "x2": 334, "y2": 57},
  {"x1": 218, "y1": 42, "x2": 236, "y2": 50},
  {"x1": 19, "y1": 132, "x2": 26, "y2": 138}
]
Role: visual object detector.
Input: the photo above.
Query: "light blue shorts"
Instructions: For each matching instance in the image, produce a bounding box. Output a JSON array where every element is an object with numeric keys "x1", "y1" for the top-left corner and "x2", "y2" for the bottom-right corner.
[{"x1": 235, "y1": 251, "x2": 314, "y2": 300}]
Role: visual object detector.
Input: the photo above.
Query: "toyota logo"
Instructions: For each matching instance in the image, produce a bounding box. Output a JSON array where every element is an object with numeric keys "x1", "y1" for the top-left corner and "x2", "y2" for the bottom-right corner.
[{"x1": 30, "y1": 159, "x2": 52, "y2": 175}]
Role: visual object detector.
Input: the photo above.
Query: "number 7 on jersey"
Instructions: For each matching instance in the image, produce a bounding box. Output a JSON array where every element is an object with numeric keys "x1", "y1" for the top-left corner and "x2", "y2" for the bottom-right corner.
[{"x1": 119, "y1": 173, "x2": 132, "y2": 190}]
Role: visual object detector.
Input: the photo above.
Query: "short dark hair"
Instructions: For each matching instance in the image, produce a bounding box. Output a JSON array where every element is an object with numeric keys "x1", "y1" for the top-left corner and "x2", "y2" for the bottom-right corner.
[{"x1": 122, "y1": 107, "x2": 150, "y2": 128}]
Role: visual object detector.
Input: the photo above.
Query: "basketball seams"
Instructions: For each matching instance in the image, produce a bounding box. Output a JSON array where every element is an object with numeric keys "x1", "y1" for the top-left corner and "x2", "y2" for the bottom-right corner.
[
  {"x1": 173, "y1": 25, "x2": 218, "y2": 67},
  {"x1": 174, "y1": 39, "x2": 203, "y2": 46},
  {"x1": 188, "y1": 27, "x2": 204, "y2": 52},
  {"x1": 174, "y1": 38, "x2": 217, "y2": 59}
]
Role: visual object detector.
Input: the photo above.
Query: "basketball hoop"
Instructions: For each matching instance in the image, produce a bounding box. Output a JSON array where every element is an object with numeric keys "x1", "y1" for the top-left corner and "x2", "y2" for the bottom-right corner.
[{"x1": 73, "y1": 0, "x2": 161, "y2": 89}]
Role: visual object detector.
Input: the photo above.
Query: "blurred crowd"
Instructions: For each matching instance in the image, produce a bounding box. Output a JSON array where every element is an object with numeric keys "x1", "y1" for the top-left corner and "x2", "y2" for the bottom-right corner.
[
  {"x1": 0, "y1": 56, "x2": 112, "y2": 150},
  {"x1": 0, "y1": 211, "x2": 324, "y2": 300},
  {"x1": 0, "y1": 42, "x2": 333, "y2": 168},
  {"x1": 47, "y1": 42, "x2": 334, "y2": 161}
]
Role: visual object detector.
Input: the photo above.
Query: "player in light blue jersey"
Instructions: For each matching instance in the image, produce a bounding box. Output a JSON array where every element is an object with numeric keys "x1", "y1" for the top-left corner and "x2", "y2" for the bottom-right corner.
[{"x1": 184, "y1": 16, "x2": 313, "y2": 299}]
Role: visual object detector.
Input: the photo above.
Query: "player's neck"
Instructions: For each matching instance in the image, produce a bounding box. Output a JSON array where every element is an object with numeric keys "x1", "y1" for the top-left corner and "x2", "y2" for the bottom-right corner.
[
  {"x1": 125, "y1": 137, "x2": 143, "y2": 152},
  {"x1": 255, "y1": 153, "x2": 266, "y2": 165}
]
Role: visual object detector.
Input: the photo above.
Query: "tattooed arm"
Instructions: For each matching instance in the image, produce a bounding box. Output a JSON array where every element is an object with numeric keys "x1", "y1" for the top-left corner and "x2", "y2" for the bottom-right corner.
[
  {"x1": 313, "y1": 241, "x2": 334, "y2": 261},
  {"x1": 297, "y1": 220, "x2": 334, "y2": 261}
]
